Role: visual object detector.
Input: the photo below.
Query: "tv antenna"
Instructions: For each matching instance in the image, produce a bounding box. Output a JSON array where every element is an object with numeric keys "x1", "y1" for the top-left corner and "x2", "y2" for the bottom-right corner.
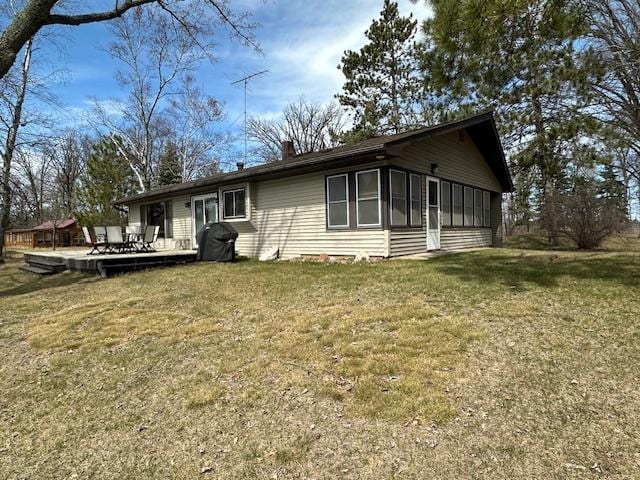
[{"x1": 232, "y1": 70, "x2": 268, "y2": 165}]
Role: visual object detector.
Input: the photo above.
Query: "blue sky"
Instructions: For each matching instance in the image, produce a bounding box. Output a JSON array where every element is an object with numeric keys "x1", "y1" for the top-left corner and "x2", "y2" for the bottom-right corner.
[{"x1": 43, "y1": 0, "x2": 432, "y2": 153}]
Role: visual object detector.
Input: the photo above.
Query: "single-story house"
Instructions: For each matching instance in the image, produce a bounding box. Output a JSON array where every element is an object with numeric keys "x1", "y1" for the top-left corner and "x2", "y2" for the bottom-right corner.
[
  {"x1": 4, "y1": 219, "x2": 80, "y2": 248},
  {"x1": 114, "y1": 111, "x2": 513, "y2": 259}
]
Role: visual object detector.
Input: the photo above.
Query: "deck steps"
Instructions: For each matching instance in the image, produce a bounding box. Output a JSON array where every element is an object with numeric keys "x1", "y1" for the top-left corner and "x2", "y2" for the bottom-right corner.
[
  {"x1": 19, "y1": 264, "x2": 59, "y2": 275},
  {"x1": 23, "y1": 254, "x2": 67, "y2": 274}
]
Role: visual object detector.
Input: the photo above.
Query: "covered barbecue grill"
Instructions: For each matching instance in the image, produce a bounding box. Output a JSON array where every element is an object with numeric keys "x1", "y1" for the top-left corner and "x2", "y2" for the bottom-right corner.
[{"x1": 196, "y1": 222, "x2": 238, "y2": 262}]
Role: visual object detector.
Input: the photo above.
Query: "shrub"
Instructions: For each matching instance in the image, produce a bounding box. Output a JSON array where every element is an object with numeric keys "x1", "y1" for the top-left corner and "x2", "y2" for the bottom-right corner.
[{"x1": 558, "y1": 176, "x2": 627, "y2": 249}]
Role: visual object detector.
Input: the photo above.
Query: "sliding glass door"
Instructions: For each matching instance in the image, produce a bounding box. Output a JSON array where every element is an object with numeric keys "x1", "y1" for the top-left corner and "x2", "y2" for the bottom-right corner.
[{"x1": 191, "y1": 194, "x2": 218, "y2": 247}]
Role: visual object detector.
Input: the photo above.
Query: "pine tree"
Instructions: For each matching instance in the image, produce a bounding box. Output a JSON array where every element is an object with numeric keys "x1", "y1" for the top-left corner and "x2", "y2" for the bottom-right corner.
[
  {"x1": 76, "y1": 136, "x2": 136, "y2": 226},
  {"x1": 157, "y1": 142, "x2": 183, "y2": 186},
  {"x1": 423, "y1": 0, "x2": 596, "y2": 246},
  {"x1": 337, "y1": 0, "x2": 421, "y2": 137},
  {"x1": 599, "y1": 163, "x2": 628, "y2": 218}
]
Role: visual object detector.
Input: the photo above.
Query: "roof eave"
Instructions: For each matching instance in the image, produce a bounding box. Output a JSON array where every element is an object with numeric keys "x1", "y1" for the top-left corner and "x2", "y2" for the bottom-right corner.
[{"x1": 114, "y1": 145, "x2": 386, "y2": 205}]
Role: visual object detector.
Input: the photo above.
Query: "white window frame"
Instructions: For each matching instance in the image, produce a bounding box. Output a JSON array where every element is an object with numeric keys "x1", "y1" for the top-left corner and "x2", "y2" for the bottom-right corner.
[
  {"x1": 326, "y1": 173, "x2": 350, "y2": 229},
  {"x1": 409, "y1": 173, "x2": 422, "y2": 226},
  {"x1": 222, "y1": 188, "x2": 246, "y2": 220},
  {"x1": 356, "y1": 168, "x2": 382, "y2": 228},
  {"x1": 389, "y1": 169, "x2": 407, "y2": 226},
  {"x1": 483, "y1": 191, "x2": 491, "y2": 227}
]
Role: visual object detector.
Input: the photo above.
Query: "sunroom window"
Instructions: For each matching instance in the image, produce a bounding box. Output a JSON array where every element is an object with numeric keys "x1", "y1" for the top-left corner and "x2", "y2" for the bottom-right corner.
[
  {"x1": 356, "y1": 169, "x2": 381, "y2": 227},
  {"x1": 452, "y1": 183, "x2": 463, "y2": 226},
  {"x1": 390, "y1": 170, "x2": 407, "y2": 226},
  {"x1": 483, "y1": 191, "x2": 491, "y2": 227},
  {"x1": 441, "y1": 181, "x2": 451, "y2": 227},
  {"x1": 474, "y1": 189, "x2": 483, "y2": 226},
  {"x1": 409, "y1": 173, "x2": 422, "y2": 226},
  {"x1": 464, "y1": 186, "x2": 474, "y2": 226}
]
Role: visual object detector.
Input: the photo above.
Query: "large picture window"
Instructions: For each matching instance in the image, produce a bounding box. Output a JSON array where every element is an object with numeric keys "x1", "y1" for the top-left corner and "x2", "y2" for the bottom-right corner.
[
  {"x1": 452, "y1": 184, "x2": 463, "y2": 226},
  {"x1": 409, "y1": 174, "x2": 421, "y2": 226},
  {"x1": 223, "y1": 188, "x2": 246, "y2": 219},
  {"x1": 326, "y1": 174, "x2": 349, "y2": 228},
  {"x1": 356, "y1": 169, "x2": 381, "y2": 227},
  {"x1": 441, "y1": 181, "x2": 451, "y2": 227},
  {"x1": 390, "y1": 169, "x2": 407, "y2": 226}
]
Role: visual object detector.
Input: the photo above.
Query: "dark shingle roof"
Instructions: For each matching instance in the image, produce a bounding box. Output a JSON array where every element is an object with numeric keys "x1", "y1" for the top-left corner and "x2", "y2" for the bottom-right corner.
[{"x1": 115, "y1": 111, "x2": 512, "y2": 205}]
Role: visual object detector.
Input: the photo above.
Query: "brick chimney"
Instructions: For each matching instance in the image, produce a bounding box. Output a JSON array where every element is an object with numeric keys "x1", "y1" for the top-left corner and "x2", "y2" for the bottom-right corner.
[{"x1": 281, "y1": 140, "x2": 296, "y2": 161}]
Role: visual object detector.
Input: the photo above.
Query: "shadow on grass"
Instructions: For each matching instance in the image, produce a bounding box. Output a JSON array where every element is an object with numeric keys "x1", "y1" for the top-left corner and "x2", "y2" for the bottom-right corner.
[
  {"x1": 429, "y1": 250, "x2": 640, "y2": 290},
  {"x1": 0, "y1": 266, "x2": 94, "y2": 299}
]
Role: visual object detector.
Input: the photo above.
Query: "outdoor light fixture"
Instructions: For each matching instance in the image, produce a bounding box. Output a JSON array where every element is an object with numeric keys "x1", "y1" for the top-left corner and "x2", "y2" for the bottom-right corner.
[
  {"x1": 185, "y1": 202, "x2": 190, "y2": 209},
  {"x1": 375, "y1": 154, "x2": 386, "y2": 160},
  {"x1": 430, "y1": 162, "x2": 439, "y2": 174}
]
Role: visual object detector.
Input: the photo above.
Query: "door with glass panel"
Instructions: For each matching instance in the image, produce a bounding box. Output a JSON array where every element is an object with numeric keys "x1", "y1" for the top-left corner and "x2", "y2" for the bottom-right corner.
[
  {"x1": 426, "y1": 177, "x2": 441, "y2": 250},
  {"x1": 191, "y1": 194, "x2": 218, "y2": 247}
]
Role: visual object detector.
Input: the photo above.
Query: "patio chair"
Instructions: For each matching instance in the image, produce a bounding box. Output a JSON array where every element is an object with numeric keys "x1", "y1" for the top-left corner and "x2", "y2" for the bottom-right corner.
[
  {"x1": 82, "y1": 226, "x2": 107, "y2": 255},
  {"x1": 139, "y1": 225, "x2": 160, "y2": 252},
  {"x1": 106, "y1": 226, "x2": 126, "y2": 253},
  {"x1": 94, "y1": 226, "x2": 107, "y2": 244}
]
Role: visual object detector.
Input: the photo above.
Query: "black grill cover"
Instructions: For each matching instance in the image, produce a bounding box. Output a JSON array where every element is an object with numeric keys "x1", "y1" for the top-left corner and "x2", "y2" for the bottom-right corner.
[{"x1": 196, "y1": 222, "x2": 238, "y2": 262}]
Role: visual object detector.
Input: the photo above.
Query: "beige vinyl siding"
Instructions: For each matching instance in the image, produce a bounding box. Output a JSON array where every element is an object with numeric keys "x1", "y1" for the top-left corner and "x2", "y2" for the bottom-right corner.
[
  {"x1": 390, "y1": 229, "x2": 425, "y2": 256},
  {"x1": 235, "y1": 171, "x2": 387, "y2": 259},
  {"x1": 441, "y1": 228, "x2": 492, "y2": 250},
  {"x1": 393, "y1": 131, "x2": 502, "y2": 192},
  {"x1": 127, "y1": 195, "x2": 191, "y2": 250},
  {"x1": 389, "y1": 130, "x2": 502, "y2": 255}
]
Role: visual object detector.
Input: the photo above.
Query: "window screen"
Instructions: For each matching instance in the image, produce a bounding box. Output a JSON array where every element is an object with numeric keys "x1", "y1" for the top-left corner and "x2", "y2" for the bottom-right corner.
[
  {"x1": 453, "y1": 184, "x2": 463, "y2": 226},
  {"x1": 356, "y1": 170, "x2": 380, "y2": 226},
  {"x1": 390, "y1": 170, "x2": 407, "y2": 226},
  {"x1": 483, "y1": 191, "x2": 491, "y2": 227},
  {"x1": 441, "y1": 181, "x2": 451, "y2": 227},
  {"x1": 474, "y1": 189, "x2": 483, "y2": 226},
  {"x1": 223, "y1": 189, "x2": 246, "y2": 219},
  {"x1": 409, "y1": 174, "x2": 421, "y2": 226},
  {"x1": 327, "y1": 174, "x2": 349, "y2": 228},
  {"x1": 464, "y1": 186, "x2": 473, "y2": 226}
]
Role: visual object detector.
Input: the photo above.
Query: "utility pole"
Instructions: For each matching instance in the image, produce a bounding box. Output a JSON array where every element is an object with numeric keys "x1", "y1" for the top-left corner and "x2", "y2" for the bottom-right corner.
[{"x1": 231, "y1": 70, "x2": 268, "y2": 165}]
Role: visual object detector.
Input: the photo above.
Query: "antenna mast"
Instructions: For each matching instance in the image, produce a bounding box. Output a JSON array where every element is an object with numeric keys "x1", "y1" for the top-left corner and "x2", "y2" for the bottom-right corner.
[{"x1": 231, "y1": 70, "x2": 268, "y2": 165}]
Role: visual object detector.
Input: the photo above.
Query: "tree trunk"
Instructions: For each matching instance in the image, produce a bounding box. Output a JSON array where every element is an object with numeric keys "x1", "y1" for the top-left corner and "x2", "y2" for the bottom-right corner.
[
  {"x1": 0, "y1": 39, "x2": 32, "y2": 260},
  {"x1": 547, "y1": 184, "x2": 560, "y2": 247},
  {"x1": 0, "y1": 0, "x2": 54, "y2": 80}
]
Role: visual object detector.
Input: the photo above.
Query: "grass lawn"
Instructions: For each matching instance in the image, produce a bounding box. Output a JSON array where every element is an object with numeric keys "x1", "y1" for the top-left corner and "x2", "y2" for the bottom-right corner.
[{"x1": 1, "y1": 237, "x2": 639, "y2": 479}]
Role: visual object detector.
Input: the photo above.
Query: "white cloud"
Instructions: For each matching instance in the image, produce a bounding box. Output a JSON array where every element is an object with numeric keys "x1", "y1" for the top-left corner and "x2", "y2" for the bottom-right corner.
[{"x1": 219, "y1": 0, "x2": 432, "y2": 117}]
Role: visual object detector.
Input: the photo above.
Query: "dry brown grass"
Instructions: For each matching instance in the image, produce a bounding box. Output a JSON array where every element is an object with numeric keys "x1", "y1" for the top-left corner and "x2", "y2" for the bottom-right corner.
[{"x1": 1, "y1": 242, "x2": 639, "y2": 479}]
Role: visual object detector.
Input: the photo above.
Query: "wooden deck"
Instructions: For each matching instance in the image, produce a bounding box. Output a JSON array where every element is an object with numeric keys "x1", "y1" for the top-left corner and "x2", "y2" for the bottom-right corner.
[{"x1": 22, "y1": 249, "x2": 198, "y2": 277}]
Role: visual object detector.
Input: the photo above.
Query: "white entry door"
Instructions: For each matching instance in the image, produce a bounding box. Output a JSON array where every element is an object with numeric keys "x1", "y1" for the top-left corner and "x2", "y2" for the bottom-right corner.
[
  {"x1": 192, "y1": 193, "x2": 218, "y2": 247},
  {"x1": 426, "y1": 177, "x2": 441, "y2": 250}
]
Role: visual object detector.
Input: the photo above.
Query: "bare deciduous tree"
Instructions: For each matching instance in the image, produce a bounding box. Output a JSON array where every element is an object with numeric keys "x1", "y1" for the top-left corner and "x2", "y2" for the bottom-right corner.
[
  {"x1": 92, "y1": 6, "x2": 218, "y2": 191},
  {"x1": 0, "y1": 37, "x2": 31, "y2": 259},
  {"x1": 48, "y1": 129, "x2": 87, "y2": 216},
  {"x1": 587, "y1": 1, "x2": 640, "y2": 177},
  {"x1": 165, "y1": 75, "x2": 226, "y2": 180},
  {"x1": 248, "y1": 97, "x2": 347, "y2": 163}
]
